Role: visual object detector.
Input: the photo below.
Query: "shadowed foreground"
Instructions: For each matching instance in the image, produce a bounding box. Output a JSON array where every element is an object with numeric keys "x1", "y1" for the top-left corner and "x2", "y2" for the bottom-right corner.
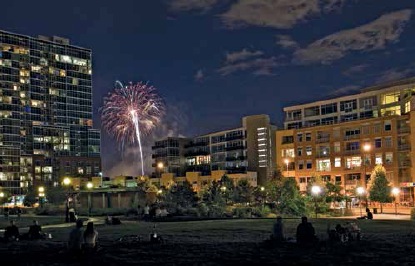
[{"x1": 1, "y1": 218, "x2": 415, "y2": 265}]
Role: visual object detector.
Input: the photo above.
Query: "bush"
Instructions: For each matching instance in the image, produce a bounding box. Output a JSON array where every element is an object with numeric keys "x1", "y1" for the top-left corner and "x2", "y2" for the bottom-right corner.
[
  {"x1": 251, "y1": 206, "x2": 271, "y2": 218},
  {"x1": 207, "y1": 204, "x2": 226, "y2": 218},
  {"x1": 197, "y1": 203, "x2": 209, "y2": 217},
  {"x1": 232, "y1": 207, "x2": 252, "y2": 218}
]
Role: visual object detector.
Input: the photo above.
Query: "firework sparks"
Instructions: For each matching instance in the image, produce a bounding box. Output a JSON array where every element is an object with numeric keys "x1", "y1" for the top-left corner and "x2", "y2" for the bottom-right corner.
[{"x1": 101, "y1": 81, "x2": 164, "y2": 176}]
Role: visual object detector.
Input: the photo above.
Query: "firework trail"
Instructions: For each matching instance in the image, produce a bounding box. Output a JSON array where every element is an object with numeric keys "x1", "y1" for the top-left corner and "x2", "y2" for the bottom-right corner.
[{"x1": 101, "y1": 81, "x2": 164, "y2": 176}]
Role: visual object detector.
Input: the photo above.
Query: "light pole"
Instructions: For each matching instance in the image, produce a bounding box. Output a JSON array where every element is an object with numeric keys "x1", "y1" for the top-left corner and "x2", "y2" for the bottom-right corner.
[
  {"x1": 311, "y1": 185, "x2": 322, "y2": 219},
  {"x1": 38, "y1": 186, "x2": 45, "y2": 208},
  {"x1": 356, "y1": 187, "x2": 365, "y2": 217},
  {"x1": 392, "y1": 187, "x2": 400, "y2": 215},
  {"x1": 157, "y1": 162, "x2": 164, "y2": 178},
  {"x1": 284, "y1": 159, "x2": 289, "y2": 176},
  {"x1": 63, "y1": 177, "x2": 71, "y2": 222},
  {"x1": 87, "y1": 182, "x2": 93, "y2": 217},
  {"x1": 363, "y1": 144, "x2": 371, "y2": 188}
]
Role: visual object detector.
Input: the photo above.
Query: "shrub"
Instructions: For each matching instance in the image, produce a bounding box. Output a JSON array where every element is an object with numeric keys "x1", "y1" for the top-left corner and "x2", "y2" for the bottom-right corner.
[
  {"x1": 251, "y1": 206, "x2": 271, "y2": 218},
  {"x1": 232, "y1": 207, "x2": 252, "y2": 218},
  {"x1": 410, "y1": 208, "x2": 415, "y2": 220},
  {"x1": 207, "y1": 204, "x2": 226, "y2": 218},
  {"x1": 197, "y1": 203, "x2": 209, "y2": 217}
]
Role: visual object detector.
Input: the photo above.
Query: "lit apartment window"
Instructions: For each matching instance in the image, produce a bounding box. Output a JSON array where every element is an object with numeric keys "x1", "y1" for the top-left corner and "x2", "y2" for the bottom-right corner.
[
  {"x1": 316, "y1": 159, "x2": 331, "y2": 171},
  {"x1": 346, "y1": 157, "x2": 361, "y2": 169},
  {"x1": 385, "y1": 153, "x2": 393, "y2": 164},
  {"x1": 306, "y1": 146, "x2": 312, "y2": 156},
  {"x1": 335, "y1": 158, "x2": 341, "y2": 167},
  {"x1": 375, "y1": 154, "x2": 383, "y2": 165}
]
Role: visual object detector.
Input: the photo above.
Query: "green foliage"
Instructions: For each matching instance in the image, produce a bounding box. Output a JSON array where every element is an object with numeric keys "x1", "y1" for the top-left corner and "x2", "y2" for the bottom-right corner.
[
  {"x1": 232, "y1": 207, "x2": 252, "y2": 218},
  {"x1": 276, "y1": 177, "x2": 307, "y2": 216},
  {"x1": 219, "y1": 175, "x2": 234, "y2": 204},
  {"x1": 23, "y1": 187, "x2": 37, "y2": 207},
  {"x1": 233, "y1": 179, "x2": 254, "y2": 204},
  {"x1": 162, "y1": 181, "x2": 198, "y2": 213},
  {"x1": 368, "y1": 165, "x2": 392, "y2": 210},
  {"x1": 410, "y1": 208, "x2": 415, "y2": 221},
  {"x1": 325, "y1": 182, "x2": 345, "y2": 203},
  {"x1": 251, "y1": 205, "x2": 271, "y2": 218},
  {"x1": 46, "y1": 186, "x2": 69, "y2": 205},
  {"x1": 202, "y1": 181, "x2": 226, "y2": 206}
]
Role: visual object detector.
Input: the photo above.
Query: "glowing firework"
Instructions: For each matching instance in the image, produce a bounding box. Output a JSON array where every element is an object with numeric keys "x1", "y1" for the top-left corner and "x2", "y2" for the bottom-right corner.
[{"x1": 101, "y1": 81, "x2": 164, "y2": 176}]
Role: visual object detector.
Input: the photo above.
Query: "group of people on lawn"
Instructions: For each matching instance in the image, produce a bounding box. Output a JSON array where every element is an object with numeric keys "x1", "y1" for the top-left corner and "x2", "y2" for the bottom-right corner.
[{"x1": 271, "y1": 216, "x2": 363, "y2": 246}]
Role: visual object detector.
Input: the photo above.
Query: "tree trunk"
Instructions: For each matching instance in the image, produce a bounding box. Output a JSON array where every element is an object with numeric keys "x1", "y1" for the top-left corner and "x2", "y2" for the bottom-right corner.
[{"x1": 380, "y1": 203, "x2": 383, "y2": 214}]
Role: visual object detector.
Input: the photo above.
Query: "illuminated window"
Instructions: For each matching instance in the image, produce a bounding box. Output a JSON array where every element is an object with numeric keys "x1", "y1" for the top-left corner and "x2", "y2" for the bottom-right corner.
[
  {"x1": 316, "y1": 159, "x2": 331, "y2": 171},
  {"x1": 385, "y1": 153, "x2": 393, "y2": 164},
  {"x1": 282, "y1": 149, "x2": 295, "y2": 158},
  {"x1": 335, "y1": 158, "x2": 341, "y2": 167},
  {"x1": 381, "y1": 92, "x2": 400, "y2": 105},
  {"x1": 375, "y1": 154, "x2": 383, "y2": 165},
  {"x1": 381, "y1": 106, "x2": 400, "y2": 116},
  {"x1": 405, "y1": 101, "x2": 411, "y2": 113},
  {"x1": 346, "y1": 157, "x2": 361, "y2": 168},
  {"x1": 306, "y1": 146, "x2": 312, "y2": 156}
]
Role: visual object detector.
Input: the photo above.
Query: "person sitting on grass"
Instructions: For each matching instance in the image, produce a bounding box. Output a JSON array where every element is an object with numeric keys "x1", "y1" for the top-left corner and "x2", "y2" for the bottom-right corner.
[
  {"x1": 296, "y1": 216, "x2": 317, "y2": 246},
  {"x1": 270, "y1": 216, "x2": 284, "y2": 243},
  {"x1": 366, "y1": 208, "x2": 373, "y2": 220},
  {"x1": 83, "y1": 222, "x2": 98, "y2": 252},
  {"x1": 4, "y1": 220, "x2": 20, "y2": 242},
  {"x1": 28, "y1": 220, "x2": 43, "y2": 240},
  {"x1": 68, "y1": 220, "x2": 84, "y2": 254}
]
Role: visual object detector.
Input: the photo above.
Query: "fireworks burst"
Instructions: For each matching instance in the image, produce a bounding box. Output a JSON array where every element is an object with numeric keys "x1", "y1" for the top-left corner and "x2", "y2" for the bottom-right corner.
[{"x1": 101, "y1": 81, "x2": 165, "y2": 176}]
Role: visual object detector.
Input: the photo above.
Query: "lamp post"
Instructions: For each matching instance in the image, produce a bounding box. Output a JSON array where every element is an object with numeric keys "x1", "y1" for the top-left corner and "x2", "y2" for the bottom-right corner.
[
  {"x1": 284, "y1": 159, "x2": 289, "y2": 175},
  {"x1": 392, "y1": 187, "x2": 400, "y2": 215},
  {"x1": 311, "y1": 185, "x2": 322, "y2": 219},
  {"x1": 157, "y1": 162, "x2": 164, "y2": 178},
  {"x1": 86, "y1": 182, "x2": 93, "y2": 217},
  {"x1": 38, "y1": 186, "x2": 45, "y2": 208},
  {"x1": 363, "y1": 144, "x2": 371, "y2": 188},
  {"x1": 356, "y1": 187, "x2": 365, "y2": 217},
  {"x1": 63, "y1": 177, "x2": 71, "y2": 222}
]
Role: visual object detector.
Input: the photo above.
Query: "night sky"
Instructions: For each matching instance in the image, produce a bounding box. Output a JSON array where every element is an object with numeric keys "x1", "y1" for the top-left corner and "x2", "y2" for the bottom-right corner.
[{"x1": 1, "y1": 0, "x2": 415, "y2": 176}]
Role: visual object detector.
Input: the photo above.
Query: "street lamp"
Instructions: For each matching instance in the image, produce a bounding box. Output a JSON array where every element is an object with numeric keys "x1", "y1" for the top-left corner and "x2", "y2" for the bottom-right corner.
[
  {"x1": 363, "y1": 144, "x2": 371, "y2": 187},
  {"x1": 356, "y1": 187, "x2": 365, "y2": 217},
  {"x1": 63, "y1": 177, "x2": 71, "y2": 222},
  {"x1": 38, "y1": 186, "x2": 45, "y2": 208},
  {"x1": 392, "y1": 187, "x2": 400, "y2": 215},
  {"x1": 311, "y1": 185, "x2": 322, "y2": 218},
  {"x1": 157, "y1": 162, "x2": 164, "y2": 178},
  {"x1": 284, "y1": 159, "x2": 289, "y2": 173},
  {"x1": 86, "y1": 182, "x2": 93, "y2": 217}
]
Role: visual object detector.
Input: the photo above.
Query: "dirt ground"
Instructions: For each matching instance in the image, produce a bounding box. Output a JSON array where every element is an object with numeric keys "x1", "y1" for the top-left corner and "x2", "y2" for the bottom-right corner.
[{"x1": 1, "y1": 218, "x2": 415, "y2": 265}]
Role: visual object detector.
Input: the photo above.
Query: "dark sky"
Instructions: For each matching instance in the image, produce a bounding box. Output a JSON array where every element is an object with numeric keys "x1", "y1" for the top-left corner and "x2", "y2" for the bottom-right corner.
[{"x1": 1, "y1": 0, "x2": 415, "y2": 176}]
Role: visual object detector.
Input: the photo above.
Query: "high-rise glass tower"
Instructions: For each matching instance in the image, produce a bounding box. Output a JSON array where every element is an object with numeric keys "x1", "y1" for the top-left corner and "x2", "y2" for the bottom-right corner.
[{"x1": 0, "y1": 30, "x2": 101, "y2": 193}]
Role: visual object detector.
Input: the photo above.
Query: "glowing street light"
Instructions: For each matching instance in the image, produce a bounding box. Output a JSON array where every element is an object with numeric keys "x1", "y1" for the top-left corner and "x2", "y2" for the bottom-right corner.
[
  {"x1": 157, "y1": 162, "x2": 164, "y2": 178},
  {"x1": 260, "y1": 186, "x2": 265, "y2": 192},
  {"x1": 0, "y1": 192, "x2": 4, "y2": 198},
  {"x1": 284, "y1": 159, "x2": 289, "y2": 173},
  {"x1": 392, "y1": 187, "x2": 400, "y2": 215},
  {"x1": 356, "y1": 187, "x2": 365, "y2": 217},
  {"x1": 63, "y1": 177, "x2": 71, "y2": 222},
  {"x1": 86, "y1": 182, "x2": 93, "y2": 217},
  {"x1": 311, "y1": 185, "x2": 322, "y2": 218}
]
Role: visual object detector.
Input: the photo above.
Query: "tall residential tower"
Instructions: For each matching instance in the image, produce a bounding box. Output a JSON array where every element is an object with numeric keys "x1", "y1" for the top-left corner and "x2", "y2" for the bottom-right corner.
[{"x1": 0, "y1": 30, "x2": 101, "y2": 193}]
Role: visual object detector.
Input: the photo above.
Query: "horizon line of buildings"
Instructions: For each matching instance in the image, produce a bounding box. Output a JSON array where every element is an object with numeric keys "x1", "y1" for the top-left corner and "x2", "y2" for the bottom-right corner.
[{"x1": 1, "y1": 29, "x2": 415, "y2": 203}]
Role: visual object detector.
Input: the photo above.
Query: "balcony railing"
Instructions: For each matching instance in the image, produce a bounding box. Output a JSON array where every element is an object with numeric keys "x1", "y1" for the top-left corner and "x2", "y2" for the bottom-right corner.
[
  {"x1": 316, "y1": 137, "x2": 330, "y2": 143},
  {"x1": 315, "y1": 153, "x2": 330, "y2": 158},
  {"x1": 343, "y1": 150, "x2": 361, "y2": 155},
  {"x1": 184, "y1": 151, "x2": 210, "y2": 157},
  {"x1": 398, "y1": 160, "x2": 411, "y2": 167},
  {"x1": 398, "y1": 127, "x2": 410, "y2": 134},
  {"x1": 225, "y1": 145, "x2": 245, "y2": 151},
  {"x1": 225, "y1": 135, "x2": 244, "y2": 141},
  {"x1": 398, "y1": 144, "x2": 411, "y2": 151},
  {"x1": 343, "y1": 135, "x2": 360, "y2": 141},
  {"x1": 225, "y1": 156, "x2": 246, "y2": 161},
  {"x1": 184, "y1": 142, "x2": 209, "y2": 148}
]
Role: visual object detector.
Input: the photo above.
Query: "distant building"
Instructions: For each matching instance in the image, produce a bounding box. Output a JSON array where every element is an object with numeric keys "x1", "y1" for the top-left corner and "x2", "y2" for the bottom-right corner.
[
  {"x1": 152, "y1": 114, "x2": 276, "y2": 186},
  {"x1": 0, "y1": 30, "x2": 101, "y2": 193},
  {"x1": 277, "y1": 78, "x2": 415, "y2": 202}
]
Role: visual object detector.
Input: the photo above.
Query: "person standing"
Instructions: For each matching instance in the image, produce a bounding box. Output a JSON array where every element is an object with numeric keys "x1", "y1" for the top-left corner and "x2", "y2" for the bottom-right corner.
[
  {"x1": 68, "y1": 220, "x2": 84, "y2": 253},
  {"x1": 272, "y1": 216, "x2": 284, "y2": 243},
  {"x1": 83, "y1": 222, "x2": 98, "y2": 252}
]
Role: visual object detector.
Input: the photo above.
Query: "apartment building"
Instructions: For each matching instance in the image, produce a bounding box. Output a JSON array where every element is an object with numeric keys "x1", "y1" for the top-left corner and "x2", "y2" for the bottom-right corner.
[
  {"x1": 0, "y1": 30, "x2": 101, "y2": 193},
  {"x1": 277, "y1": 78, "x2": 415, "y2": 201},
  {"x1": 152, "y1": 114, "x2": 276, "y2": 186}
]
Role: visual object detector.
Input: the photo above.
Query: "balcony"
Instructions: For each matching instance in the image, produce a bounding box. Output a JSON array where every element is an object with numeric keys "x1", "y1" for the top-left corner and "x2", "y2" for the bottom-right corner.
[
  {"x1": 343, "y1": 150, "x2": 361, "y2": 155},
  {"x1": 315, "y1": 153, "x2": 330, "y2": 158},
  {"x1": 398, "y1": 160, "x2": 411, "y2": 168},
  {"x1": 398, "y1": 127, "x2": 410, "y2": 134},
  {"x1": 151, "y1": 144, "x2": 166, "y2": 150},
  {"x1": 285, "y1": 115, "x2": 302, "y2": 122},
  {"x1": 225, "y1": 145, "x2": 245, "y2": 151},
  {"x1": 316, "y1": 137, "x2": 330, "y2": 143},
  {"x1": 184, "y1": 150, "x2": 210, "y2": 157},
  {"x1": 398, "y1": 144, "x2": 411, "y2": 151},
  {"x1": 184, "y1": 142, "x2": 209, "y2": 148},
  {"x1": 345, "y1": 180, "x2": 359, "y2": 186},
  {"x1": 225, "y1": 166, "x2": 247, "y2": 173},
  {"x1": 225, "y1": 135, "x2": 244, "y2": 141},
  {"x1": 152, "y1": 154, "x2": 166, "y2": 159},
  {"x1": 225, "y1": 156, "x2": 246, "y2": 161},
  {"x1": 343, "y1": 135, "x2": 360, "y2": 141}
]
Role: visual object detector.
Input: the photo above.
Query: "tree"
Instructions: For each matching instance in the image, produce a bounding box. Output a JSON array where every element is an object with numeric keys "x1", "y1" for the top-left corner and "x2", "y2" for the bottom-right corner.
[
  {"x1": 233, "y1": 179, "x2": 254, "y2": 204},
  {"x1": 275, "y1": 177, "x2": 307, "y2": 216},
  {"x1": 23, "y1": 187, "x2": 37, "y2": 207},
  {"x1": 163, "y1": 181, "x2": 198, "y2": 213},
  {"x1": 306, "y1": 174, "x2": 329, "y2": 215},
  {"x1": 368, "y1": 165, "x2": 392, "y2": 213},
  {"x1": 325, "y1": 182, "x2": 345, "y2": 204},
  {"x1": 218, "y1": 175, "x2": 234, "y2": 204}
]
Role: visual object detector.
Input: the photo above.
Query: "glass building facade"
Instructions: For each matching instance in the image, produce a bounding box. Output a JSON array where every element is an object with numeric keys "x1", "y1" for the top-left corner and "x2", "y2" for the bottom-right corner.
[{"x1": 0, "y1": 30, "x2": 101, "y2": 193}]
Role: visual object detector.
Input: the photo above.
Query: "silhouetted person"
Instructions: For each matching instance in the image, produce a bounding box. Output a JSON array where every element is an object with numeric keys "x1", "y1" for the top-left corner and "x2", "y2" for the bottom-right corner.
[
  {"x1": 28, "y1": 220, "x2": 42, "y2": 240},
  {"x1": 68, "y1": 220, "x2": 84, "y2": 253},
  {"x1": 83, "y1": 222, "x2": 98, "y2": 252},
  {"x1": 271, "y1": 216, "x2": 284, "y2": 243},
  {"x1": 366, "y1": 208, "x2": 373, "y2": 220},
  {"x1": 296, "y1": 216, "x2": 317, "y2": 246},
  {"x1": 4, "y1": 220, "x2": 19, "y2": 241}
]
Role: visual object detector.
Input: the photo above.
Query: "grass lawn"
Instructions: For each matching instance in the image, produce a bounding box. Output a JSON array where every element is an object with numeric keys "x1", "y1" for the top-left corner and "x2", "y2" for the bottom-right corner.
[
  {"x1": 2, "y1": 217, "x2": 415, "y2": 265},
  {"x1": 0, "y1": 215, "x2": 65, "y2": 229}
]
